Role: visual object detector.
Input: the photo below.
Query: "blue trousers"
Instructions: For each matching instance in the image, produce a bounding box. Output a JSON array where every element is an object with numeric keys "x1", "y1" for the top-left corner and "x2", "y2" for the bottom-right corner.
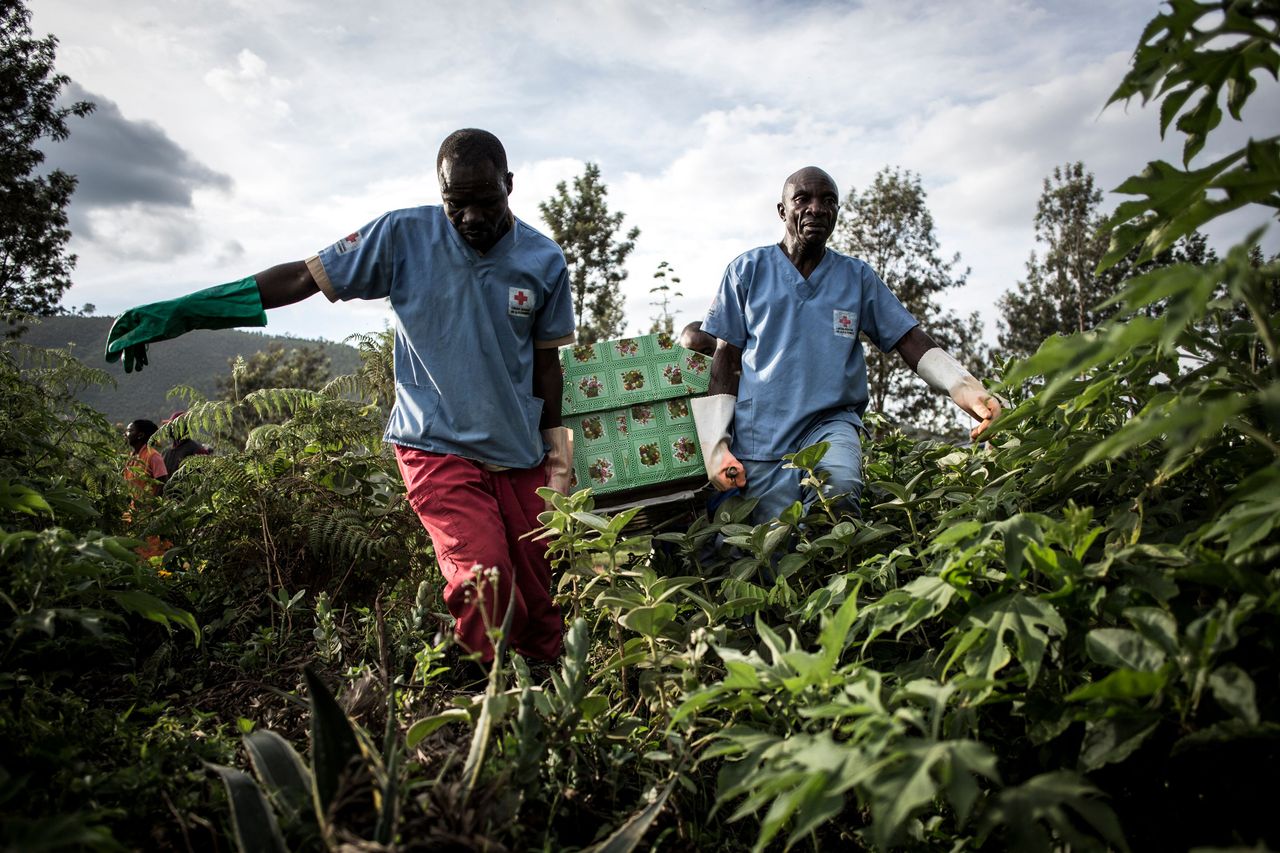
[{"x1": 741, "y1": 419, "x2": 863, "y2": 525}]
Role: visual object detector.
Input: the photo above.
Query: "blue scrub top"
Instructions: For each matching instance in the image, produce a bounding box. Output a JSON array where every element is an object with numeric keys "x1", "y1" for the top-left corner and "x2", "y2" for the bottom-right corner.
[
  {"x1": 312, "y1": 206, "x2": 575, "y2": 469},
  {"x1": 703, "y1": 244, "x2": 917, "y2": 461}
]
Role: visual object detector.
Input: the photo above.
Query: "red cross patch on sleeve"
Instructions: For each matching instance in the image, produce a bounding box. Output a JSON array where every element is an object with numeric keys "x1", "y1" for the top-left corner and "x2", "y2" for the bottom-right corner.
[
  {"x1": 332, "y1": 231, "x2": 362, "y2": 256},
  {"x1": 508, "y1": 287, "x2": 534, "y2": 318}
]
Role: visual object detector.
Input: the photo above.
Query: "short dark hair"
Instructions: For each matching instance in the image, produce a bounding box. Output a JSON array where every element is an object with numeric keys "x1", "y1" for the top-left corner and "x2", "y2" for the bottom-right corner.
[
  {"x1": 437, "y1": 128, "x2": 508, "y2": 175},
  {"x1": 128, "y1": 419, "x2": 159, "y2": 440}
]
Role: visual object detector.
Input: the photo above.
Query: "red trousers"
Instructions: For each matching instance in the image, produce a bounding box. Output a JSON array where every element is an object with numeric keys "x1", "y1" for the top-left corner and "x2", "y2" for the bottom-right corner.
[{"x1": 395, "y1": 446, "x2": 563, "y2": 662}]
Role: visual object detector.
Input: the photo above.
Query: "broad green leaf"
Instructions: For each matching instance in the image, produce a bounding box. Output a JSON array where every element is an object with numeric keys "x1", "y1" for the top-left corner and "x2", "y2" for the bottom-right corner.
[
  {"x1": 0, "y1": 479, "x2": 52, "y2": 516},
  {"x1": 583, "y1": 778, "x2": 675, "y2": 853},
  {"x1": 1066, "y1": 668, "x2": 1168, "y2": 702},
  {"x1": 304, "y1": 667, "x2": 362, "y2": 813},
  {"x1": 994, "y1": 514, "x2": 1046, "y2": 579},
  {"x1": 108, "y1": 590, "x2": 201, "y2": 645},
  {"x1": 1003, "y1": 319, "x2": 1164, "y2": 403},
  {"x1": 895, "y1": 576, "x2": 957, "y2": 638},
  {"x1": 207, "y1": 763, "x2": 288, "y2": 853},
  {"x1": 979, "y1": 770, "x2": 1129, "y2": 852},
  {"x1": 571, "y1": 511, "x2": 612, "y2": 532},
  {"x1": 1208, "y1": 664, "x2": 1260, "y2": 725},
  {"x1": 243, "y1": 730, "x2": 313, "y2": 825},
  {"x1": 1123, "y1": 607, "x2": 1179, "y2": 656},
  {"x1": 1078, "y1": 715, "x2": 1160, "y2": 772},
  {"x1": 784, "y1": 441, "x2": 830, "y2": 472},
  {"x1": 1086, "y1": 628, "x2": 1168, "y2": 672},
  {"x1": 1074, "y1": 389, "x2": 1249, "y2": 476},
  {"x1": 405, "y1": 709, "x2": 470, "y2": 747},
  {"x1": 1099, "y1": 149, "x2": 1244, "y2": 268},
  {"x1": 618, "y1": 604, "x2": 676, "y2": 638},
  {"x1": 957, "y1": 594, "x2": 1066, "y2": 686},
  {"x1": 930, "y1": 520, "x2": 982, "y2": 549},
  {"x1": 871, "y1": 739, "x2": 1000, "y2": 848},
  {"x1": 816, "y1": 589, "x2": 860, "y2": 671}
]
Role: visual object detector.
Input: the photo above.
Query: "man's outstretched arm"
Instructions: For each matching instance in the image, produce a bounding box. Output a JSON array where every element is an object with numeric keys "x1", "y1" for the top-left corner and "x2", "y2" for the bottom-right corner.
[
  {"x1": 894, "y1": 325, "x2": 1002, "y2": 440},
  {"x1": 692, "y1": 339, "x2": 747, "y2": 491},
  {"x1": 106, "y1": 261, "x2": 321, "y2": 373},
  {"x1": 256, "y1": 261, "x2": 320, "y2": 308}
]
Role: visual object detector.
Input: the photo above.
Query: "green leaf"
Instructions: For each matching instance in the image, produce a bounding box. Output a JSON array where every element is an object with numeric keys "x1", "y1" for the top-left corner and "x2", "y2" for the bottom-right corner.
[
  {"x1": 583, "y1": 778, "x2": 675, "y2": 853},
  {"x1": 207, "y1": 763, "x2": 288, "y2": 853},
  {"x1": 956, "y1": 594, "x2": 1066, "y2": 686},
  {"x1": 0, "y1": 479, "x2": 52, "y2": 516},
  {"x1": 871, "y1": 739, "x2": 1000, "y2": 848},
  {"x1": 243, "y1": 730, "x2": 314, "y2": 826},
  {"x1": 1099, "y1": 149, "x2": 1245, "y2": 268},
  {"x1": 405, "y1": 709, "x2": 470, "y2": 747},
  {"x1": 980, "y1": 770, "x2": 1129, "y2": 852},
  {"x1": 1078, "y1": 715, "x2": 1160, "y2": 772},
  {"x1": 1086, "y1": 628, "x2": 1168, "y2": 672},
  {"x1": 995, "y1": 514, "x2": 1045, "y2": 579},
  {"x1": 618, "y1": 604, "x2": 676, "y2": 638},
  {"x1": 304, "y1": 667, "x2": 362, "y2": 813},
  {"x1": 108, "y1": 590, "x2": 201, "y2": 645},
  {"x1": 783, "y1": 441, "x2": 830, "y2": 473},
  {"x1": 816, "y1": 589, "x2": 860, "y2": 672},
  {"x1": 1073, "y1": 389, "x2": 1249, "y2": 477},
  {"x1": 1003, "y1": 319, "x2": 1164, "y2": 403},
  {"x1": 1208, "y1": 664, "x2": 1260, "y2": 725},
  {"x1": 1067, "y1": 668, "x2": 1168, "y2": 702},
  {"x1": 1122, "y1": 607, "x2": 1179, "y2": 656}
]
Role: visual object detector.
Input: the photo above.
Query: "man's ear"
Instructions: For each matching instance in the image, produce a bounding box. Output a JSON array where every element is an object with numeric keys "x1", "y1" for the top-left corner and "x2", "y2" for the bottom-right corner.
[
  {"x1": 777, "y1": 201, "x2": 785, "y2": 220},
  {"x1": 505, "y1": 171, "x2": 514, "y2": 195}
]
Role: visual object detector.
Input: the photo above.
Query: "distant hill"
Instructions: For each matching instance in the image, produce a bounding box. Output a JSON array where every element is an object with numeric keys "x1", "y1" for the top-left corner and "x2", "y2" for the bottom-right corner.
[{"x1": 19, "y1": 315, "x2": 363, "y2": 425}]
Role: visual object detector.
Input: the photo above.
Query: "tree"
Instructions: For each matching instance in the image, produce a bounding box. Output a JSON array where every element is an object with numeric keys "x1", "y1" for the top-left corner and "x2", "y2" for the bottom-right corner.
[
  {"x1": 649, "y1": 260, "x2": 682, "y2": 335},
  {"x1": 829, "y1": 166, "x2": 985, "y2": 435},
  {"x1": 0, "y1": 0, "x2": 94, "y2": 326},
  {"x1": 997, "y1": 163, "x2": 1112, "y2": 359},
  {"x1": 215, "y1": 342, "x2": 332, "y2": 402},
  {"x1": 538, "y1": 163, "x2": 639, "y2": 345},
  {"x1": 998, "y1": 163, "x2": 1217, "y2": 360},
  {"x1": 214, "y1": 342, "x2": 332, "y2": 444}
]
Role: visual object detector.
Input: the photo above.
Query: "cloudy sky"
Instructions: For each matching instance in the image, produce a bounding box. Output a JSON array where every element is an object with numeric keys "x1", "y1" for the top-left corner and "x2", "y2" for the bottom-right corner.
[{"x1": 31, "y1": 0, "x2": 1278, "y2": 346}]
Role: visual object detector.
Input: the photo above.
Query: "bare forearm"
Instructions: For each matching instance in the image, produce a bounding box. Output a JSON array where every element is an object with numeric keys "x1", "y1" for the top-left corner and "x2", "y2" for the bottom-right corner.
[
  {"x1": 255, "y1": 261, "x2": 320, "y2": 309},
  {"x1": 893, "y1": 324, "x2": 934, "y2": 371},
  {"x1": 533, "y1": 347, "x2": 562, "y2": 429},
  {"x1": 708, "y1": 340, "x2": 742, "y2": 396}
]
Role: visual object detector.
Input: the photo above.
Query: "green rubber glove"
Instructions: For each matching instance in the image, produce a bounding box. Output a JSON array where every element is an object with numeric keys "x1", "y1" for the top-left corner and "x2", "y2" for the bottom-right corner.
[{"x1": 105, "y1": 276, "x2": 268, "y2": 373}]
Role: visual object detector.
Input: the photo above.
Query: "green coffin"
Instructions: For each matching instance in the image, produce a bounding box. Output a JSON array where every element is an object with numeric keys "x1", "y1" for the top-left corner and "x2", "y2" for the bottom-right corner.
[{"x1": 559, "y1": 332, "x2": 711, "y2": 495}]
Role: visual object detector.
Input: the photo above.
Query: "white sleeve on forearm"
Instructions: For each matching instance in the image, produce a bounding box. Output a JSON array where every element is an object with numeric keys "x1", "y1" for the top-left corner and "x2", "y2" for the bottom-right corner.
[
  {"x1": 916, "y1": 347, "x2": 978, "y2": 394},
  {"x1": 690, "y1": 394, "x2": 736, "y2": 479}
]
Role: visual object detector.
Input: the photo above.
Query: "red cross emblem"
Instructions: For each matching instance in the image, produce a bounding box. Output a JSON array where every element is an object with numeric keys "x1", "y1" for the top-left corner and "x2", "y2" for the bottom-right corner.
[
  {"x1": 345, "y1": 232, "x2": 358, "y2": 243},
  {"x1": 839, "y1": 314, "x2": 851, "y2": 326},
  {"x1": 514, "y1": 290, "x2": 528, "y2": 306}
]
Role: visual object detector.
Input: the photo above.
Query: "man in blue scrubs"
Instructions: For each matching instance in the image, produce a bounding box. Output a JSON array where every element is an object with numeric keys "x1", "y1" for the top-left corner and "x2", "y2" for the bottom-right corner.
[
  {"x1": 692, "y1": 166, "x2": 1002, "y2": 524},
  {"x1": 106, "y1": 130, "x2": 576, "y2": 663}
]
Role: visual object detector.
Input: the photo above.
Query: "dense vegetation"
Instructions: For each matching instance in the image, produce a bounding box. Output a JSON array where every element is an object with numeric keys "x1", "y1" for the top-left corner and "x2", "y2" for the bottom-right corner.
[
  {"x1": 2, "y1": 1, "x2": 1278, "y2": 850},
  {"x1": 17, "y1": 315, "x2": 361, "y2": 425}
]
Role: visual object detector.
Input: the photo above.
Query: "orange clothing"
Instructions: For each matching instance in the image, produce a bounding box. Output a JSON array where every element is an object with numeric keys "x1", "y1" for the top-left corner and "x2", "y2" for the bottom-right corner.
[{"x1": 124, "y1": 446, "x2": 168, "y2": 497}]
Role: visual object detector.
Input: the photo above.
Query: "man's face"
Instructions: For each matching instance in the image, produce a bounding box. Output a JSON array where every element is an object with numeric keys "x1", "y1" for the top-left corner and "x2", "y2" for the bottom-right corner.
[
  {"x1": 439, "y1": 157, "x2": 514, "y2": 252},
  {"x1": 125, "y1": 423, "x2": 144, "y2": 451},
  {"x1": 778, "y1": 168, "x2": 839, "y2": 250}
]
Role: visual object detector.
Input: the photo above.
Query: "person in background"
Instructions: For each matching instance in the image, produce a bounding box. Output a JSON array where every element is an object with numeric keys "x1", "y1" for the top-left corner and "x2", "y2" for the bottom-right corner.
[
  {"x1": 692, "y1": 166, "x2": 1002, "y2": 525},
  {"x1": 123, "y1": 419, "x2": 167, "y2": 497},
  {"x1": 161, "y1": 410, "x2": 210, "y2": 475}
]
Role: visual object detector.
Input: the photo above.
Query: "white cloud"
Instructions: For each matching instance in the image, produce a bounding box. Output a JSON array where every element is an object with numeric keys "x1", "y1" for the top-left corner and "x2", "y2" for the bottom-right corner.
[{"x1": 204, "y1": 49, "x2": 292, "y2": 120}]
